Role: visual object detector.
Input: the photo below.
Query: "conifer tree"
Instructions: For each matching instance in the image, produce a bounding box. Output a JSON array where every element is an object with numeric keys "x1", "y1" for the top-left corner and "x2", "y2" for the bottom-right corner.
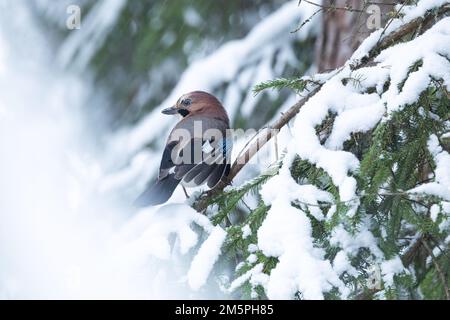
[{"x1": 192, "y1": 0, "x2": 450, "y2": 300}]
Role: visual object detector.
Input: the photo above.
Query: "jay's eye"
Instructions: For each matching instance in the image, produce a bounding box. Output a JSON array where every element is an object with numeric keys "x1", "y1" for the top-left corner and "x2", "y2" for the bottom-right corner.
[{"x1": 181, "y1": 98, "x2": 192, "y2": 107}]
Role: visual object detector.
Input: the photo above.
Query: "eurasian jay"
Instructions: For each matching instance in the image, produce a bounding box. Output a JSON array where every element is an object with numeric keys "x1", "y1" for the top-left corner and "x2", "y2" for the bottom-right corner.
[{"x1": 134, "y1": 91, "x2": 232, "y2": 207}]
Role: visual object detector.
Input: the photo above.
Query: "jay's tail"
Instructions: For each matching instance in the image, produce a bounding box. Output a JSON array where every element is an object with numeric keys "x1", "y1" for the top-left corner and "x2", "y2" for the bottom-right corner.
[{"x1": 133, "y1": 174, "x2": 180, "y2": 207}]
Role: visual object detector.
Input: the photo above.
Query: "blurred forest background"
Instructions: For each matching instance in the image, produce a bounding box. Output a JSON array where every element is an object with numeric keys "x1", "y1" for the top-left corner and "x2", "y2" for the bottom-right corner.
[
  {"x1": 33, "y1": 0, "x2": 308, "y2": 130},
  {"x1": 31, "y1": 0, "x2": 395, "y2": 130}
]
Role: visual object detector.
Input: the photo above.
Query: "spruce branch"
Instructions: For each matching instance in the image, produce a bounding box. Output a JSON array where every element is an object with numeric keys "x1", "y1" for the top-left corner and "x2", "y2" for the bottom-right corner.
[
  {"x1": 253, "y1": 78, "x2": 316, "y2": 94},
  {"x1": 193, "y1": 1, "x2": 450, "y2": 214}
]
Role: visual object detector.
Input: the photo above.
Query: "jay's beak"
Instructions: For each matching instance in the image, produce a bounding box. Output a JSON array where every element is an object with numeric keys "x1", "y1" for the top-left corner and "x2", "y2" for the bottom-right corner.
[{"x1": 161, "y1": 105, "x2": 178, "y2": 115}]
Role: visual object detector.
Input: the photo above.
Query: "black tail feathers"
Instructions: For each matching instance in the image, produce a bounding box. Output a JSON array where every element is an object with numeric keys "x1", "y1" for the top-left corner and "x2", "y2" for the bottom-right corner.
[{"x1": 133, "y1": 174, "x2": 180, "y2": 207}]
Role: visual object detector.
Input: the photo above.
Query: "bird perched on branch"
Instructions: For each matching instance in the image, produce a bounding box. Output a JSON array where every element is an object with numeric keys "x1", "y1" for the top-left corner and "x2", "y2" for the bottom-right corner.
[{"x1": 134, "y1": 91, "x2": 232, "y2": 207}]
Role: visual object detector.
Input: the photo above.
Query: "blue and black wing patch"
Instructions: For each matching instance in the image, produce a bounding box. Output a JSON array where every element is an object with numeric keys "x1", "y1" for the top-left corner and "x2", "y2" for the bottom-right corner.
[{"x1": 134, "y1": 136, "x2": 232, "y2": 207}]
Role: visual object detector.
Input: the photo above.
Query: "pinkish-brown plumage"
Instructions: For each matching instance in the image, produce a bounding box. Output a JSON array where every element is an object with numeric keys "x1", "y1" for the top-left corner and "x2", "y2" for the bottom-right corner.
[{"x1": 177, "y1": 91, "x2": 229, "y2": 121}]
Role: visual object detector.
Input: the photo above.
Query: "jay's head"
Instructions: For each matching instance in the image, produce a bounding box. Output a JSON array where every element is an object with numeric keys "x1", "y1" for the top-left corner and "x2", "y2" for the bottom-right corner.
[{"x1": 162, "y1": 91, "x2": 229, "y2": 122}]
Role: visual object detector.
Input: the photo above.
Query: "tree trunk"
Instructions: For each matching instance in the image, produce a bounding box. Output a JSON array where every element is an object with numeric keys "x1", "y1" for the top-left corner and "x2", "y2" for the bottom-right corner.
[{"x1": 315, "y1": 0, "x2": 396, "y2": 72}]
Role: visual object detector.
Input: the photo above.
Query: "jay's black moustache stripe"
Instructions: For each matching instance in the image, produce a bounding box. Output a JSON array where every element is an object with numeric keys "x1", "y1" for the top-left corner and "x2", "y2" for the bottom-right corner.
[{"x1": 178, "y1": 108, "x2": 190, "y2": 117}]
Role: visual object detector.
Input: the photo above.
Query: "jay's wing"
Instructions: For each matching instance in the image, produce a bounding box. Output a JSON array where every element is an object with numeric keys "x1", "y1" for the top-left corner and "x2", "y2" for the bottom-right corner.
[
  {"x1": 204, "y1": 137, "x2": 232, "y2": 188},
  {"x1": 179, "y1": 136, "x2": 232, "y2": 188},
  {"x1": 135, "y1": 117, "x2": 231, "y2": 207},
  {"x1": 158, "y1": 140, "x2": 178, "y2": 180},
  {"x1": 158, "y1": 137, "x2": 202, "y2": 180},
  {"x1": 158, "y1": 136, "x2": 232, "y2": 188}
]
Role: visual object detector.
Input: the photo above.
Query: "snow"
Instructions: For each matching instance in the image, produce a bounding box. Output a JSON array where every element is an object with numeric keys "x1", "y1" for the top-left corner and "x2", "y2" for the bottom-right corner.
[
  {"x1": 329, "y1": 221, "x2": 403, "y2": 289},
  {"x1": 235, "y1": 262, "x2": 245, "y2": 272},
  {"x1": 183, "y1": 7, "x2": 202, "y2": 27},
  {"x1": 330, "y1": 223, "x2": 383, "y2": 260},
  {"x1": 259, "y1": 166, "x2": 334, "y2": 222},
  {"x1": 247, "y1": 254, "x2": 258, "y2": 264},
  {"x1": 188, "y1": 226, "x2": 227, "y2": 291},
  {"x1": 430, "y1": 204, "x2": 440, "y2": 222},
  {"x1": 97, "y1": 1, "x2": 319, "y2": 211},
  {"x1": 380, "y1": 257, "x2": 406, "y2": 287},
  {"x1": 377, "y1": 18, "x2": 450, "y2": 116},
  {"x1": 408, "y1": 134, "x2": 450, "y2": 200},
  {"x1": 98, "y1": 150, "x2": 157, "y2": 194},
  {"x1": 248, "y1": 244, "x2": 258, "y2": 253},
  {"x1": 398, "y1": 0, "x2": 449, "y2": 22},
  {"x1": 290, "y1": 76, "x2": 370, "y2": 204},
  {"x1": 257, "y1": 160, "x2": 344, "y2": 299},
  {"x1": 443, "y1": 202, "x2": 450, "y2": 214},
  {"x1": 227, "y1": 263, "x2": 264, "y2": 293},
  {"x1": 122, "y1": 204, "x2": 213, "y2": 260},
  {"x1": 0, "y1": 32, "x2": 7, "y2": 77},
  {"x1": 351, "y1": 0, "x2": 449, "y2": 63},
  {"x1": 333, "y1": 251, "x2": 358, "y2": 277},
  {"x1": 242, "y1": 224, "x2": 252, "y2": 239},
  {"x1": 325, "y1": 98, "x2": 385, "y2": 150},
  {"x1": 409, "y1": 183, "x2": 450, "y2": 200}
]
